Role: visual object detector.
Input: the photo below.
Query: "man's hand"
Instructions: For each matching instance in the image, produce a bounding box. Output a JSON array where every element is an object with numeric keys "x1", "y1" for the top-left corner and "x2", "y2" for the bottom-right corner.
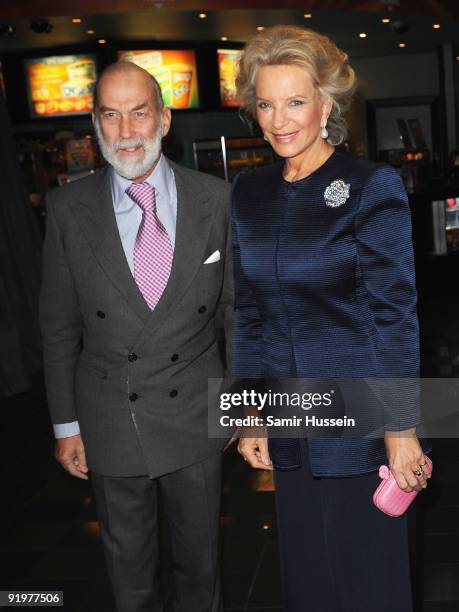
[
  {"x1": 55, "y1": 434, "x2": 89, "y2": 480},
  {"x1": 238, "y1": 426, "x2": 273, "y2": 470},
  {"x1": 384, "y1": 428, "x2": 431, "y2": 493}
]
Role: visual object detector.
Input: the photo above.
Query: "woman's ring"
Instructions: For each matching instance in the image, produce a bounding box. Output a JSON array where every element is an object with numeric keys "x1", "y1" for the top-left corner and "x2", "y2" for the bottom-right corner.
[
  {"x1": 414, "y1": 467, "x2": 423, "y2": 477},
  {"x1": 419, "y1": 461, "x2": 427, "y2": 468}
]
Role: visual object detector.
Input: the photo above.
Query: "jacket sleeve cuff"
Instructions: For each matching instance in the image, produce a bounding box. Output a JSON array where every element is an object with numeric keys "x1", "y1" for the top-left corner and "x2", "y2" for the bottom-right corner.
[{"x1": 53, "y1": 421, "x2": 80, "y2": 438}]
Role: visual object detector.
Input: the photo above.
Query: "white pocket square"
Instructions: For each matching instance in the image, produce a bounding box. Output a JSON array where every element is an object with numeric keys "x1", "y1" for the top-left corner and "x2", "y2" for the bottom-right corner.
[{"x1": 204, "y1": 250, "x2": 220, "y2": 265}]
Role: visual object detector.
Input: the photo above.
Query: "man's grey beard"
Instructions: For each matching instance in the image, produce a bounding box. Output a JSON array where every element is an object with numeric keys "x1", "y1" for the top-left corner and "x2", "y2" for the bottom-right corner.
[{"x1": 94, "y1": 117, "x2": 163, "y2": 180}]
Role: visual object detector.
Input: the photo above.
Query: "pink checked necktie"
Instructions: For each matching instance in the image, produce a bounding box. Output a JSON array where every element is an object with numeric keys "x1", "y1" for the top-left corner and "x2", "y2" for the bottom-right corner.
[{"x1": 127, "y1": 182, "x2": 173, "y2": 309}]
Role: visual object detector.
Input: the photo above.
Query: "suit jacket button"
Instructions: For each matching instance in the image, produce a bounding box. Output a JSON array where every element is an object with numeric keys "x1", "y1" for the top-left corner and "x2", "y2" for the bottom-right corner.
[
  {"x1": 97, "y1": 310, "x2": 106, "y2": 318},
  {"x1": 128, "y1": 353, "x2": 138, "y2": 362},
  {"x1": 169, "y1": 389, "x2": 178, "y2": 398},
  {"x1": 129, "y1": 393, "x2": 138, "y2": 402},
  {"x1": 171, "y1": 354, "x2": 179, "y2": 362},
  {"x1": 198, "y1": 306, "x2": 207, "y2": 314}
]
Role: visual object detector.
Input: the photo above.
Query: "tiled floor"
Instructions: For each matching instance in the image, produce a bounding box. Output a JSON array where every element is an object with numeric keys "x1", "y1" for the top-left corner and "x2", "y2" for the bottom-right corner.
[{"x1": 1, "y1": 291, "x2": 459, "y2": 611}]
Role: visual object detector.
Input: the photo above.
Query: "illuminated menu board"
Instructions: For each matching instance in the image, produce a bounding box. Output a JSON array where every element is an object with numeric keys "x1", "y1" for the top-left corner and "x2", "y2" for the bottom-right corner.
[
  {"x1": 218, "y1": 49, "x2": 242, "y2": 108},
  {"x1": 25, "y1": 54, "x2": 97, "y2": 118},
  {"x1": 118, "y1": 50, "x2": 199, "y2": 110}
]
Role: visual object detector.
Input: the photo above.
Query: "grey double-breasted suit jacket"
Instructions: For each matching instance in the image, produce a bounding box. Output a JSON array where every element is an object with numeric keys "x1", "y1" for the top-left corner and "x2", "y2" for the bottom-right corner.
[{"x1": 39, "y1": 160, "x2": 233, "y2": 478}]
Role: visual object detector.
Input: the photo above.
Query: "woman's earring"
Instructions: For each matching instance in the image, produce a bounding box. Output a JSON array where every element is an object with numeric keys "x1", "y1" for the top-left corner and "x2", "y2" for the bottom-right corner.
[
  {"x1": 263, "y1": 134, "x2": 269, "y2": 141},
  {"x1": 321, "y1": 125, "x2": 329, "y2": 140}
]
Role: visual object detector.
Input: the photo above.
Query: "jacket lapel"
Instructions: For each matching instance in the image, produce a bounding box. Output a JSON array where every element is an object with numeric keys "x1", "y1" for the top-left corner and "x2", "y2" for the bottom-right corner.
[{"x1": 70, "y1": 166, "x2": 151, "y2": 324}]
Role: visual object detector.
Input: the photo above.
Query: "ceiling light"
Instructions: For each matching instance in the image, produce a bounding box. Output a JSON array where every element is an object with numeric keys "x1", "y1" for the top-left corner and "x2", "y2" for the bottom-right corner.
[
  {"x1": 456, "y1": 56, "x2": 459, "y2": 61},
  {"x1": 98, "y1": 38, "x2": 107, "y2": 44},
  {"x1": 359, "y1": 32, "x2": 367, "y2": 38},
  {"x1": 382, "y1": 18, "x2": 391, "y2": 24},
  {"x1": 72, "y1": 18, "x2": 82, "y2": 24},
  {"x1": 399, "y1": 42, "x2": 406, "y2": 48},
  {"x1": 304, "y1": 13, "x2": 312, "y2": 19},
  {"x1": 220, "y1": 36, "x2": 228, "y2": 41},
  {"x1": 257, "y1": 26, "x2": 265, "y2": 31},
  {"x1": 86, "y1": 29, "x2": 95, "y2": 34},
  {"x1": 198, "y1": 12, "x2": 207, "y2": 19},
  {"x1": 433, "y1": 23, "x2": 441, "y2": 29}
]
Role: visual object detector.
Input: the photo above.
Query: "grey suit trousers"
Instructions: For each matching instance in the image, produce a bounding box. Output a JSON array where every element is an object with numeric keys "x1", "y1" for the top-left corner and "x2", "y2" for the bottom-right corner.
[{"x1": 91, "y1": 453, "x2": 223, "y2": 612}]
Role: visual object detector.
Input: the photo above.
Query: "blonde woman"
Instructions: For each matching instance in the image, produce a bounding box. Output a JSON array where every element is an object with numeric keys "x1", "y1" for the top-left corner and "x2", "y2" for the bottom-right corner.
[{"x1": 232, "y1": 25, "x2": 431, "y2": 611}]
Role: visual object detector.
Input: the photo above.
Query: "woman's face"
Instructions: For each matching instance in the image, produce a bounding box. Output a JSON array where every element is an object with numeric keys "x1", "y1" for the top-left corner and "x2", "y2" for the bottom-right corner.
[{"x1": 255, "y1": 64, "x2": 332, "y2": 160}]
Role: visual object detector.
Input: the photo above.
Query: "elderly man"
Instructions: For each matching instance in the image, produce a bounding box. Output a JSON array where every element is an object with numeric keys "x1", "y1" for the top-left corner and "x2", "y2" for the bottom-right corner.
[{"x1": 39, "y1": 61, "x2": 232, "y2": 612}]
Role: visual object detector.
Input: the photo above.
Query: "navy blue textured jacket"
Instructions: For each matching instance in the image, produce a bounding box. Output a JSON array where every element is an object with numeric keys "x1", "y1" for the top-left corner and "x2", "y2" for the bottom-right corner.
[{"x1": 231, "y1": 150, "x2": 426, "y2": 477}]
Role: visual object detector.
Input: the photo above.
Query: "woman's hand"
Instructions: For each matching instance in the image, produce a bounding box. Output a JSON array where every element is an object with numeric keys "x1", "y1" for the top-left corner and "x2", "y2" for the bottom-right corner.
[
  {"x1": 238, "y1": 426, "x2": 273, "y2": 470},
  {"x1": 384, "y1": 428, "x2": 431, "y2": 492}
]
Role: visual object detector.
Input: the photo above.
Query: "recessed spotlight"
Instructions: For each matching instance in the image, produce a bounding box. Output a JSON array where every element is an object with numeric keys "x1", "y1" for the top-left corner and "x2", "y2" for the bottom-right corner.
[
  {"x1": 257, "y1": 26, "x2": 265, "y2": 31},
  {"x1": 198, "y1": 12, "x2": 207, "y2": 19},
  {"x1": 433, "y1": 23, "x2": 441, "y2": 29},
  {"x1": 86, "y1": 29, "x2": 95, "y2": 35},
  {"x1": 359, "y1": 32, "x2": 367, "y2": 38},
  {"x1": 399, "y1": 42, "x2": 406, "y2": 48},
  {"x1": 456, "y1": 56, "x2": 459, "y2": 61},
  {"x1": 304, "y1": 13, "x2": 312, "y2": 19},
  {"x1": 98, "y1": 38, "x2": 107, "y2": 44},
  {"x1": 220, "y1": 36, "x2": 228, "y2": 41},
  {"x1": 382, "y1": 18, "x2": 391, "y2": 24},
  {"x1": 72, "y1": 18, "x2": 82, "y2": 24}
]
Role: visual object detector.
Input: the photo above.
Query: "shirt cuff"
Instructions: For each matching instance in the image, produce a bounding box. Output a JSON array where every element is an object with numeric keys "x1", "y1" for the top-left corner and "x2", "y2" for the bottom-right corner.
[{"x1": 53, "y1": 421, "x2": 80, "y2": 438}]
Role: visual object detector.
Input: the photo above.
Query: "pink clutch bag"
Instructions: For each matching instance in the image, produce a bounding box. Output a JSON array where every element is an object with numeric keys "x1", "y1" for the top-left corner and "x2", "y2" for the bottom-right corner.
[{"x1": 373, "y1": 456, "x2": 432, "y2": 517}]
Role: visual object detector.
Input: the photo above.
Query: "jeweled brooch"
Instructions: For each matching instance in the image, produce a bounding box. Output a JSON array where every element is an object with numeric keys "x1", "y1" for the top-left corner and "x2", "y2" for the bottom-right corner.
[{"x1": 324, "y1": 179, "x2": 350, "y2": 208}]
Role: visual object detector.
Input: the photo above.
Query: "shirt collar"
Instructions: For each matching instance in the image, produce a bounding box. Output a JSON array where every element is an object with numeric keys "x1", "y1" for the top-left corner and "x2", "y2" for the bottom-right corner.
[{"x1": 110, "y1": 154, "x2": 173, "y2": 210}]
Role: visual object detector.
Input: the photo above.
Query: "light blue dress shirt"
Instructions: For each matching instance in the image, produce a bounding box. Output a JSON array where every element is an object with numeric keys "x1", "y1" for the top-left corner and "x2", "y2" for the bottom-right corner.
[{"x1": 53, "y1": 155, "x2": 177, "y2": 438}]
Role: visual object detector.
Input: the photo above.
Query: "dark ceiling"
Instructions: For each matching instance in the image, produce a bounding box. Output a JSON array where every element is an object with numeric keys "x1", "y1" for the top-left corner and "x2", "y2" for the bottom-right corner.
[
  {"x1": 1, "y1": 1, "x2": 459, "y2": 56},
  {"x1": 2, "y1": 0, "x2": 459, "y2": 19}
]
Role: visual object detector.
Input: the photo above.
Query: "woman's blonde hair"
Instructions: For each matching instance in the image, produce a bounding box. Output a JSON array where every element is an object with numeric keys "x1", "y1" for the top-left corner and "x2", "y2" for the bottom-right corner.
[{"x1": 236, "y1": 25, "x2": 356, "y2": 145}]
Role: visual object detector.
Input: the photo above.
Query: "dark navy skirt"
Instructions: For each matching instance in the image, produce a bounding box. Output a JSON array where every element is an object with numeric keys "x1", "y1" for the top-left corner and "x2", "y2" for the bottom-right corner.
[{"x1": 273, "y1": 440, "x2": 416, "y2": 612}]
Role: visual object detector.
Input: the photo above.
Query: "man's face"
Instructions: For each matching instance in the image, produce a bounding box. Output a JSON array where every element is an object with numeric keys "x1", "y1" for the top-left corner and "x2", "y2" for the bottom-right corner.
[{"x1": 93, "y1": 68, "x2": 171, "y2": 182}]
